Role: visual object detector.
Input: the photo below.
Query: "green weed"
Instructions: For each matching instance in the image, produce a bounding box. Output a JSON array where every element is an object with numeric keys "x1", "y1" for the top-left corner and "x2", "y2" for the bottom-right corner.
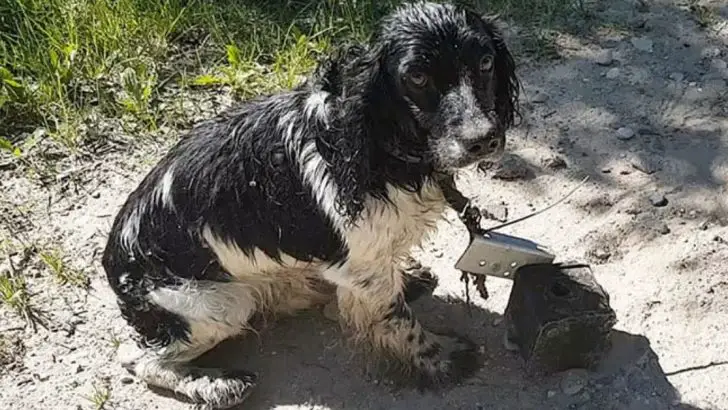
[
  {"x1": 1, "y1": 0, "x2": 583, "y2": 148},
  {"x1": 0, "y1": 271, "x2": 43, "y2": 330},
  {"x1": 83, "y1": 382, "x2": 111, "y2": 410},
  {"x1": 39, "y1": 249, "x2": 89, "y2": 289}
]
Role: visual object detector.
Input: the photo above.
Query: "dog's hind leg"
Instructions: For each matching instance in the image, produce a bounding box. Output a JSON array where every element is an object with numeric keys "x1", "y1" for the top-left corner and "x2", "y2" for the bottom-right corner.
[{"x1": 117, "y1": 280, "x2": 259, "y2": 409}]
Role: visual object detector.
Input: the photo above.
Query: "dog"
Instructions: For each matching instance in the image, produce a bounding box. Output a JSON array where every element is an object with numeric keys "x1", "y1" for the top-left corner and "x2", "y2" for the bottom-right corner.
[{"x1": 102, "y1": 2, "x2": 520, "y2": 408}]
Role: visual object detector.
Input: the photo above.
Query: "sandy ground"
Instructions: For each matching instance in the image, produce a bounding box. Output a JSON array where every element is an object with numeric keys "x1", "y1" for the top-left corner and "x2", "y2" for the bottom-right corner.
[{"x1": 2, "y1": 0, "x2": 728, "y2": 409}]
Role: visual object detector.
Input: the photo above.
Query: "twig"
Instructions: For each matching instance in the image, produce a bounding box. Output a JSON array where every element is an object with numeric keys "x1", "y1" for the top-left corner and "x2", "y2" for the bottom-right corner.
[{"x1": 665, "y1": 360, "x2": 728, "y2": 376}]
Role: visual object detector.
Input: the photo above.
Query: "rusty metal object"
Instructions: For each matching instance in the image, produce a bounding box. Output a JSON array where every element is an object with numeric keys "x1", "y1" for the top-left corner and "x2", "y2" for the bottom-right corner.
[{"x1": 503, "y1": 263, "x2": 617, "y2": 375}]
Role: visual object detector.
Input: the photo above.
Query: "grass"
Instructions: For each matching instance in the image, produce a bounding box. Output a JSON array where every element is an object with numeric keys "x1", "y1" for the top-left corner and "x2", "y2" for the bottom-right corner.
[
  {"x1": 0, "y1": 270, "x2": 43, "y2": 330},
  {"x1": 83, "y1": 382, "x2": 111, "y2": 410},
  {"x1": 39, "y1": 249, "x2": 90, "y2": 289},
  {"x1": 687, "y1": 0, "x2": 720, "y2": 29},
  {"x1": 1, "y1": 0, "x2": 585, "y2": 150}
]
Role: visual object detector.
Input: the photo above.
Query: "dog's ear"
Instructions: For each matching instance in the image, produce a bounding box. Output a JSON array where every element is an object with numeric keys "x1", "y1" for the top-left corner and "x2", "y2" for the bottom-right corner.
[
  {"x1": 464, "y1": 6, "x2": 522, "y2": 129},
  {"x1": 486, "y1": 17, "x2": 521, "y2": 129},
  {"x1": 343, "y1": 41, "x2": 389, "y2": 99}
]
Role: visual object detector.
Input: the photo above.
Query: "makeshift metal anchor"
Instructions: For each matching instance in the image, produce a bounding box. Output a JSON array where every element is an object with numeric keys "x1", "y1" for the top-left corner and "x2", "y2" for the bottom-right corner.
[
  {"x1": 435, "y1": 173, "x2": 589, "y2": 294},
  {"x1": 437, "y1": 173, "x2": 618, "y2": 375}
]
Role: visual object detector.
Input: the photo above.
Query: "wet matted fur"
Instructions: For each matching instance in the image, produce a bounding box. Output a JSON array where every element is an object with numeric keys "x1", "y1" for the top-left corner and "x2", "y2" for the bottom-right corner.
[{"x1": 102, "y1": 1, "x2": 520, "y2": 408}]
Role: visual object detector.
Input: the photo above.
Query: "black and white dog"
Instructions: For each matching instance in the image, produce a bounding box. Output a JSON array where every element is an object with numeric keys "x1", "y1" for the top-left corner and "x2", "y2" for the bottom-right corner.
[{"x1": 102, "y1": 1, "x2": 520, "y2": 408}]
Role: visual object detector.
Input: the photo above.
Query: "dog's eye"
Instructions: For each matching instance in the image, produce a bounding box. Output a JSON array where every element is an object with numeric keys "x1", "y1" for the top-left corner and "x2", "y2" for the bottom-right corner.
[
  {"x1": 407, "y1": 72, "x2": 428, "y2": 88},
  {"x1": 479, "y1": 55, "x2": 494, "y2": 72}
]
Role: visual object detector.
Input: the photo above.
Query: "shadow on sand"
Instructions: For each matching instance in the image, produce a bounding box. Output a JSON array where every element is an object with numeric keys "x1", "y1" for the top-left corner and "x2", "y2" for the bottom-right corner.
[{"x1": 168, "y1": 292, "x2": 711, "y2": 410}]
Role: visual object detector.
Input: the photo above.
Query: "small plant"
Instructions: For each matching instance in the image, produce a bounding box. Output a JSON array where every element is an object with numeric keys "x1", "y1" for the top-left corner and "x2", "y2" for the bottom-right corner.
[
  {"x1": 0, "y1": 272, "x2": 43, "y2": 331},
  {"x1": 83, "y1": 382, "x2": 111, "y2": 410},
  {"x1": 688, "y1": 0, "x2": 717, "y2": 28},
  {"x1": 119, "y1": 63, "x2": 158, "y2": 128},
  {"x1": 39, "y1": 250, "x2": 89, "y2": 289},
  {"x1": 192, "y1": 43, "x2": 268, "y2": 97},
  {"x1": 0, "y1": 67, "x2": 34, "y2": 110},
  {"x1": 0, "y1": 136, "x2": 22, "y2": 157},
  {"x1": 0, "y1": 333, "x2": 25, "y2": 369},
  {"x1": 520, "y1": 30, "x2": 561, "y2": 60},
  {"x1": 193, "y1": 33, "x2": 328, "y2": 99},
  {"x1": 108, "y1": 332, "x2": 122, "y2": 351}
]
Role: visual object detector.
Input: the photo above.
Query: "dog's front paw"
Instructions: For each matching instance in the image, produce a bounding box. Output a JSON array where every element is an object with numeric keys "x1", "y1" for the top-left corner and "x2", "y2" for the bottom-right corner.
[
  {"x1": 401, "y1": 258, "x2": 439, "y2": 303},
  {"x1": 413, "y1": 333, "x2": 482, "y2": 389}
]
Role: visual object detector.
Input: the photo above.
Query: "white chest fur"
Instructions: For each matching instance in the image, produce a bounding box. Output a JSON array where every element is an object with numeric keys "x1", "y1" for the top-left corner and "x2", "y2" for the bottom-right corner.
[{"x1": 345, "y1": 181, "x2": 447, "y2": 264}]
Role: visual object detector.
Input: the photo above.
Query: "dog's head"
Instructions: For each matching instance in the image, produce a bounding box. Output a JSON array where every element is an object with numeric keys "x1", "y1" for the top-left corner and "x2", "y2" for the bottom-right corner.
[{"x1": 352, "y1": 1, "x2": 520, "y2": 172}]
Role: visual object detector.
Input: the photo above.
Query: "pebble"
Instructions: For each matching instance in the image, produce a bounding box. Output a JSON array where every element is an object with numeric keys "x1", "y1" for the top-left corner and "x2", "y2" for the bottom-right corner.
[
  {"x1": 491, "y1": 154, "x2": 533, "y2": 181},
  {"x1": 606, "y1": 67, "x2": 621, "y2": 79},
  {"x1": 560, "y1": 369, "x2": 589, "y2": 396},
  {"x1": 595, "y1": 49, "x2": 614, "y2": 66},
  {"x1": 120, "y1": 376, "x2": 134, "y2": 385},
  {"x1": 658, "y1": 224, "x2": 671, "y2": 235},
  {"x1": 630, "y1": 155, "x2": 662, "y2": 174},
  {"x1": 701, "y1": 46, "x2": 722, "y2": 59},
  {"x1": 631, "y1": 37, "x2": 654, "y2": 52},
  {"x1": 543, "y1": 155, "x2": 568, "y2": 170},
  {"x1": 649, "y1": 193, "x2": 668, "y2": 207},
  {"x1": 90, "y1": 191, "x2": 101, "y2": 199},
  {"x1": 532, "y1": 92, "x2": 549, "y2": 103},
  {"x1": 547, "y1": 390, "x2": 557, "y2": 399},
  {"x1": 669, "y1": 72, "x2": 684, "y2": 82},
  {"x1": 492, "y1": 317, "x2": 503, "y2": 327},
  {"x1": 593, "y1": 248, "x2": 612, "y2": 261},
  {"x1": 616, "y1": 127, "x2": 635, "y2": 141},
  {"x1": 711, "y1": 59, "x2": 727, "y2": 70}
]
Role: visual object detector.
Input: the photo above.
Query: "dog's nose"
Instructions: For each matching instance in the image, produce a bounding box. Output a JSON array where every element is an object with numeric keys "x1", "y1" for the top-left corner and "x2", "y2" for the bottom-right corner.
[{"x1": 465, "y1": 132, "x2": 502, "y2": 156}]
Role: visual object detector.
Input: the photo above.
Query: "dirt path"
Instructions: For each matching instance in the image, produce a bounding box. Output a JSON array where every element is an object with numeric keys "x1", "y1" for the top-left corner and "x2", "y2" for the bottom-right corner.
[{"x1": 1, "y1": 1, "x2": 728, "y2": 409}]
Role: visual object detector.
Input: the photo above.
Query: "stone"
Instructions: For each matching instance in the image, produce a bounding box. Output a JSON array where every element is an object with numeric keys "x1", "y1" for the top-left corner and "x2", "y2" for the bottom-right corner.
[
  {"x1": 711, "y1": 59, "x2": 727, "y2": 70},
  {"x1": 669, "y1": 72, "x2": 684, "y2": 82},
  {"x1": 658, "y1": 224, "x2": 670, "y2": 235},
  {"x1": 503, "y1": 264, "x2": 617, "y2": 375},
  {"x1": 560, "y1": 368, "x2": 589, "y2": 395},
  {"x1": 491, "y1": 154, "x2": 534, "y2": 181},
  {"x1": 532, "y1": 92, "x2": 549, "y2": 103},
  {"x1": 606, "y1": 68, "x2": 621, "y2": 79},
  {"x1": 616, "y1": 127, "x2": 635, "y2": 141},
  {"x1": 630, "y1": 154, "x2": 662, "y2": 174},
  {"x1": 593, "y1": 249, "x2": 612, "y2": 261},
  {"x1": 120, "y1": 376, "x2": 134, "y2": 385},
  {"x1": 595, "y1": 49, "x2": 614, "y2": 66},
  {"x1": 543, "y1": 155, "x2": 568, "y2": 170},
  {"x1": 630, "y1": 37, "x2": 653, "y2": 52},
  {"x1": 701, "y1": 46, "x2": 721, "y2": 59},
  {"x1": 649, "y1": 194, "x2": 668, "y2": 207}
]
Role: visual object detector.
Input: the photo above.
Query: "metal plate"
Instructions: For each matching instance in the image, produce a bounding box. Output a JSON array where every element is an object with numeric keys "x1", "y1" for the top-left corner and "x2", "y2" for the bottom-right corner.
[{"x1": 454, "y1": 231, "x2": 556, "y2": 279}]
